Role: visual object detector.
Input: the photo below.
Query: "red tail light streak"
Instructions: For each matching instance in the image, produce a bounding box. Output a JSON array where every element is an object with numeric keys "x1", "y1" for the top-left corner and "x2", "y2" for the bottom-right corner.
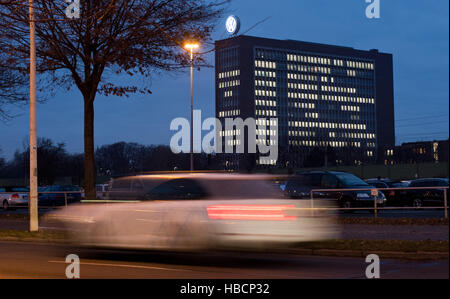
[{"x1": 206, "y1": 205, "x2": 297, "y2": 221}]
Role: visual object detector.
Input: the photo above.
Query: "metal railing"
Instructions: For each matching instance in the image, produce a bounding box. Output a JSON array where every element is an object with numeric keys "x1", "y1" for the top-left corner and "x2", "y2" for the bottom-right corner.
[{"x1": 308, "y1": 186, "x2": 448, "y2": 219}]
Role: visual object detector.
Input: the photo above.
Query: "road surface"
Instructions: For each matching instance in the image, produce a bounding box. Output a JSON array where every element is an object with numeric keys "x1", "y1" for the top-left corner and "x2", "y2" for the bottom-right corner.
[{"x1": 0, "y1": 241, "x2": 447, "y2": 279}]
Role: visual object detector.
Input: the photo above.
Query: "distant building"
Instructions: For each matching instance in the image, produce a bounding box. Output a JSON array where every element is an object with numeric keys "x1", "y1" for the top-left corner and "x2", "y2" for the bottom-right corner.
[
  {"x1": 215, "y1": 35, "x2": 395, "y2": 169},
  {"x1": 384, "y1": 139, "x2": 449, "y2": 165}
]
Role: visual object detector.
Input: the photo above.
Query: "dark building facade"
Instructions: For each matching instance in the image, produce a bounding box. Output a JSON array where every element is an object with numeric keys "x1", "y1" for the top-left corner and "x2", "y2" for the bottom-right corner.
[
  {"x1": 215, "y1": 35, "x2": 395, "y2": 169},
  {"x1": 383, "y1": 139, "x2": 449, "y2": 165}
]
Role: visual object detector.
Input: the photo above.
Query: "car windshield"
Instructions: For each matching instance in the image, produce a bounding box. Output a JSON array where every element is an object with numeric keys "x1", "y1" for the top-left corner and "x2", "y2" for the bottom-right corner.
[
  {"x1": 389, "y1": 182, "x2": 409, "y2": 188},
  {"x1": 60, "y1": 186, "x2": 80, "y2": 191},
  {"x1": 335, "y1": 173, "x2": 369, "y2": 187},
  {"x1": 12, "y1": 187, "x2": 29, "y2": 192}
]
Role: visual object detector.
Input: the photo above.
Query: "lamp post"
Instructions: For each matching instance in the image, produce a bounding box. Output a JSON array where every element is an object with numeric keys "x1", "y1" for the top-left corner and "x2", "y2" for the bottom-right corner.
[
  {"x1": 185, "y1": 43, "x2": 199, "y2": 172},
  {"x1": 28, "y1": 0, "x2": 38, "y2": 232}
]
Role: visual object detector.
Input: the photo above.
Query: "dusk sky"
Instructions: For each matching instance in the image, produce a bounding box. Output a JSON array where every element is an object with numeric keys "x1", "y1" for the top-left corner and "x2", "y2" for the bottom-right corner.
[{"x1": 0, "y1": 0, "x2": 448, "y2": 160}]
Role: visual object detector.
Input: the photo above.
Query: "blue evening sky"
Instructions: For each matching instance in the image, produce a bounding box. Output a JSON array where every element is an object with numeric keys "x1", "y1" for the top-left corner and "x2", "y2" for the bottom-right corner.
[{"x1": 0, "y1": 0, "x2": 448, "y2": 160}]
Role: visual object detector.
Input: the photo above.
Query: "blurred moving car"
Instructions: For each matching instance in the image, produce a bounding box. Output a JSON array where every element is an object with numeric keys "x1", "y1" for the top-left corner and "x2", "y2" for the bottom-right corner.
[
  {"x1": 405, "y1": 178, "x2": 449, "y2": 207},
  {"x1": 0, "y1": 187, "x2": 29, "y2": 210},
  {"x1": 39, "y1": 185, "x2": 82, "y2": 207},
  {"x1": 49, "y1": 173, "x2": 340, "y2": 252},
  {"x1": 364, "y1": 178, "x2": 409, "y2": 206},
  {"x1": 285, "y1": 171, "x2": 386, "y2": 209}
]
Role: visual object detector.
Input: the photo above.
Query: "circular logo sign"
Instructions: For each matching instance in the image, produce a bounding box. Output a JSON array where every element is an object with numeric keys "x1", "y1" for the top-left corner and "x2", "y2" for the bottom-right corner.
[{"x1": 226, "y1": 15, "x2": 240, "y2": 35}]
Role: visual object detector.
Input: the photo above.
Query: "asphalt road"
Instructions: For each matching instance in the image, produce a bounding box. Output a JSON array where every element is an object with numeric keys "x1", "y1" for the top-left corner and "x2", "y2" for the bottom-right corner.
[{"x1": 0, "y1": 241, "x2": 448, "y2": 279}]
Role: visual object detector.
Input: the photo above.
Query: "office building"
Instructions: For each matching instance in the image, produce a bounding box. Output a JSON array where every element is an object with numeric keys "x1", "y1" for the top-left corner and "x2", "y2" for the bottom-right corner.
[{"x1": 215, "y1": 35, "x2": 395, "y2": 169}]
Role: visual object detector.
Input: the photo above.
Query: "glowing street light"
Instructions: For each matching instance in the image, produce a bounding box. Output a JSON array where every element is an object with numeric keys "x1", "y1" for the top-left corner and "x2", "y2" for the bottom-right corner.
[
  {"x1": 184, "y1": 43, "x2": 199, "y2": 171},
  {"x1": 185, "y1": 43, "x2": 199, "y2": 52}
]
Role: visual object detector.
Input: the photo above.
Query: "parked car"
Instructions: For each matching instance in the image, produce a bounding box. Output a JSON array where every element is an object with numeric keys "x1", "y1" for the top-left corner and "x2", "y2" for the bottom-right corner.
[
  {"x1": 48, "y1": 173, "x2": 340, "y2": 252},
  {"x1": 285, "y1": 171, "x2": 386, "y2": 209},
  {"x1": 0, "y1": 186, "x2": 29, "y2": 210},
  {"x1": 364, "y1": 179, "x2": 410, "y2": 206},
  {"x1": 405, "y1": 178, "x2": 449, "y2": 207},
  {"x1": 95, "y1": 184, "x2": 109, "y2": 200},
  {"x1": 38, "y1": 185, "x2": 82, "y2": 207}
]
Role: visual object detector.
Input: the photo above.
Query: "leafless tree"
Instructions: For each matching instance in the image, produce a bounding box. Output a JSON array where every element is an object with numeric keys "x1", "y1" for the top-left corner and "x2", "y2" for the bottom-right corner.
[
  {"x1": 0, "y1": 60, "x2": 28, "y2": 121},
  {"x1": 0, "y1": 0, "x2": 226, "y2": 199}
]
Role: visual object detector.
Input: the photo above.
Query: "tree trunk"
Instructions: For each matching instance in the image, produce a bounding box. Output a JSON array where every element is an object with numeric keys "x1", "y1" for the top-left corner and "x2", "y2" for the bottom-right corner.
[{"x1": 84, "y1": 96, "x2": 96, "y2": 201}]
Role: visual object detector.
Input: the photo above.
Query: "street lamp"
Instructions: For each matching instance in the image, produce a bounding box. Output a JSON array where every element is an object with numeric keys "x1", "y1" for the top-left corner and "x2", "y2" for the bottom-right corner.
[{"x1": 185, "y1": 43, "x2": 199, "y2": 172}]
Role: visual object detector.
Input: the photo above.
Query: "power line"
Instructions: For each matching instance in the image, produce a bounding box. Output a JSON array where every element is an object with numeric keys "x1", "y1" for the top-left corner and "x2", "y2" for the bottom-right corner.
[
  {"x1": 396, "y1": 114, "x2": 448, "y2": 122},
  {"x1": 399, "y1": 137, "x2": 449, "y2": 143},
  {"x1": 397, "y1": 132, "x2": 448, "y2": 135},
  {"x1": 396, "y1": 131, "x2": 449, "y2": 137},
  {"x1": 396, "y1": 121, "x2": 449, "y2": 128}
]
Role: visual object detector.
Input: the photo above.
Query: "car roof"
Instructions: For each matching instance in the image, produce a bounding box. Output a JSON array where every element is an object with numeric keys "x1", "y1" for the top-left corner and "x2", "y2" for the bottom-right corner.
[
  {"x1": 111, "y1": 173, "x2": 282, "y2": 181},
  {"x1": 46, "y1": 185, "x2": 78, "y2": 187},
  {"x1": 294, "y1": 170, "x2": 354, "y2": 176},
  {"x1": 0, "y1": 186, "x2": 27, "y2": 188},
  {"x1": 411, "y1": 178, "x2": 447, "y2": 182},
  {"x1": 365, "y1": 178, "x2": 394, "y2": 183},
  {"x1": 0, "y1": 186, "x2": 29, "y2": 191},
  {"x1": 295, "y1": 170, "x2": 327, "y2": 175},
  {"x1": 327, "y1": 171, "x2": 353, "y2": 175}
]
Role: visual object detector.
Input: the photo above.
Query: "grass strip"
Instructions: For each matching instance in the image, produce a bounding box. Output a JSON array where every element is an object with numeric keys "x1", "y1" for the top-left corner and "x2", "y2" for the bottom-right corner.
[
  {"x1": 294, "y1": 239, "x2": 449, "y2": 253},
  {"x1": 0, "y1": 229, "x2": 447, "y2": 254},
  {"x1": 0, "y1": 229, "x2": 68, "y2": 242},
  {"x1": 337, "y1": 217, "x2": 449, "y2": 226}
]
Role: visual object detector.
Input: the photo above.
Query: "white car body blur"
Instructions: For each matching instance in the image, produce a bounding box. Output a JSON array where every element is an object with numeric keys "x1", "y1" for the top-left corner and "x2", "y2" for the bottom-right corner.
[{"x1": 49, "y1": 173, "x2": 341, "y2": 252}]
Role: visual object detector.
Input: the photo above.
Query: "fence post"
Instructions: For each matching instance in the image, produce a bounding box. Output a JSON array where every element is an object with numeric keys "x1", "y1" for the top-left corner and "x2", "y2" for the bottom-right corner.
[
  {"x1": 374, "y1": 195, "x2": 378, "y2": 218},
  {"x1": 64, "y1": 193, "x2": 68, "y2": 207},
  {"x1": 371, "y1": 189, "x2": 378, "y2": 219},
  {"x1": 444, "y1": 189, "x2": 448, "y2": 219},
  {"x1": 310, "y1": 190, "x2": 315, "y2": 217}
]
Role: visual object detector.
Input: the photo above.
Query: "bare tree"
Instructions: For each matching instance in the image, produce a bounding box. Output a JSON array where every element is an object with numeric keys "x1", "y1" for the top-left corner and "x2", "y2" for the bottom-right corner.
[
  {"x1": 0, "y1": 147, "x2": 4, "y2": 169},
  {"x1": 0, "y1": 0, "x2": 225, "y2": 199},
  {"x1": 0, "y1": 61, "x2": 28, "y2": 121}
]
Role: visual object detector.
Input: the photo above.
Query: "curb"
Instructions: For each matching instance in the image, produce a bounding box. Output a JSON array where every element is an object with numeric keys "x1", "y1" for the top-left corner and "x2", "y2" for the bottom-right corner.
[{"x1": 0, "y1": 237, "x2": 67, "y2": 243}]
